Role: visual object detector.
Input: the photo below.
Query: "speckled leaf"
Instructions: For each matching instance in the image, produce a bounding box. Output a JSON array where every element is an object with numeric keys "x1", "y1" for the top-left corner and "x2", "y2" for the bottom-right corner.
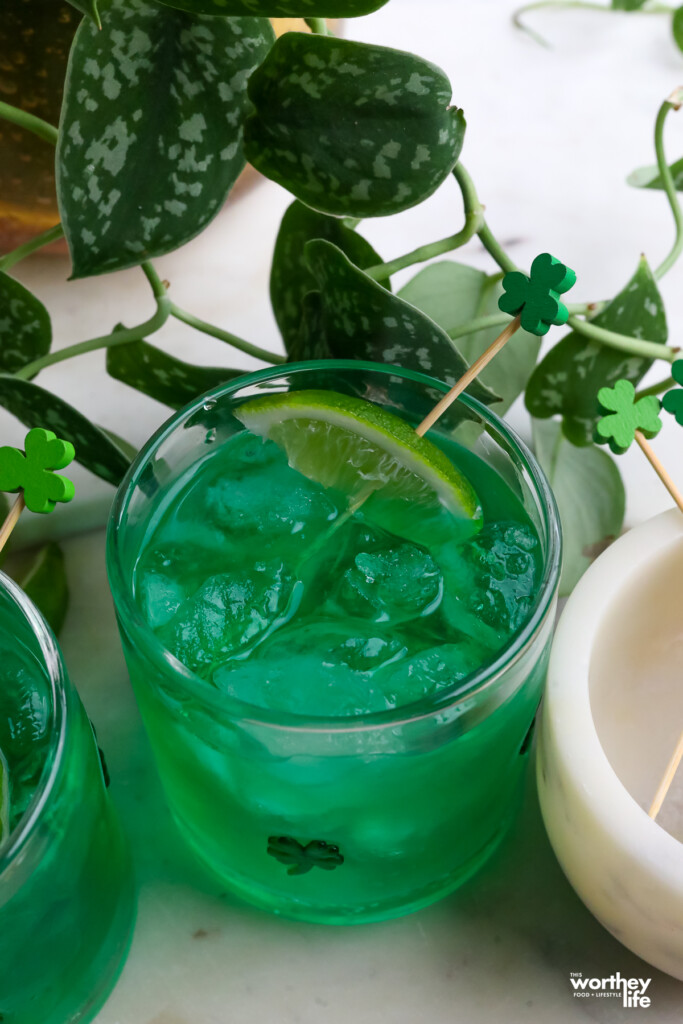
[
  {"x1": 156, "y1": 0, "x2": 388, "y2": 15},
  {"x1": 17, "y1": 543, "x2": 70, "y2": 637},
  {"x1": 0, "y1": 272, "x2": 51, "y2": 373},
  {"x1": 627, "y1": 157, "x2": 683, "y2": 190},
  {"x1": 674, "y1": 6, "x2": 683, "y2": 51},
  {"x1": 399, "y1": 262, "x2": 540, "y2": 414},
  {"x1": 612, "y1": 0, "x2": 647, "y2": 9},
  {"x1": 67, "y1": 0, "x2": 102, "y2": 27},
  {"x1": 533, "y1": 419, "x2": 625, "y2": 596},
  {"x1": 244, "y1": 33, "x2": 465, "y2": 218},
  {"x1": 57, "y1": 0, "x2": 275, "y2": 278},
  {"x1": 304, "y1": 240, "x2": 497, "y2": 406},
  {"x1": 107, "y1": 339, "x2": 243, "y2": 409},
  {"x1": 525, "y1": 256, "x2": 667, "y2": 446},
  {"x1": 0, "y1": 375, "x2": 131, "y2": 485},
  {"x1": 271, "y1": 201, "x2": 387, "y2": 356}
]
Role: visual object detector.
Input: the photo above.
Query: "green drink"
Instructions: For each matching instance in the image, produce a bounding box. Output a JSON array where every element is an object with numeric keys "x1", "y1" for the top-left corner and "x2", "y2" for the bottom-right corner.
[
  {"x1": 0, "y1": 573, "x2": 134, "y2": 1023},
  {"x1": 108, "y1": 361, "x2": 560, "y2": 923}
]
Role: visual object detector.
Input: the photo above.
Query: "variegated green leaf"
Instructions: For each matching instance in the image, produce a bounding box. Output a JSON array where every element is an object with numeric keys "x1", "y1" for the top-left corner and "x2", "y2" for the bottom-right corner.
[
  {"x1": 107, "y1": 339, "x2": 243, "y2": 408},
  {"x1": 525, "y1": 256, "x2": 667, "y2": 445},
  {"x1": 156, "y1": 0, "x2": 388, "y2": 15},
  {"x1": 0, "y1": 375, "x2": 131, "y2": 485},
  {"x1": 0, "y1": 272, "x2": 51, "y2": 373},
  {"x1": 612, "y1": 0, "x2": 647, "y2": 8},
  {"x1": 398, "y1": 262, "x2": 540, "y2": 414},
  {"x1": 244, "y1": 33, "x2": 465, "y2": 218},
  {"x1": 303, "y1": 240, "x2": 497, "y2": 406},
  {"x1": 271, "y1": 200, "x2": 386, "y2": 356},
  {"x1": 57, "y1": 0, "x2": 275, "y2": 278},
  {"x1": 66, "y1": 0, "x2": 102, "y2": 27}
]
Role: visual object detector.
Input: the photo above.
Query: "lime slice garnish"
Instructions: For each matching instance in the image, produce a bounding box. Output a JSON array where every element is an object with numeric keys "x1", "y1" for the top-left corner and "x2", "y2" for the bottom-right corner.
[
  {"x1": 0, "y1": 747, "x2": 9, "y2": 846},
  {"x1": 235, "y1": 390, "x2": 482, "y2": 544}
]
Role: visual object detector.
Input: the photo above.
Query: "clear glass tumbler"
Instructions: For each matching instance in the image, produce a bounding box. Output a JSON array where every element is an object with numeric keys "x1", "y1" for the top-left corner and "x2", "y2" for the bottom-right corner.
[
  {"x1": 107, "y1": 360, "x2": 560, "y2": 924},
  {"x1": 0, "y1": 571, "x2": 135, "y2": 1022}
]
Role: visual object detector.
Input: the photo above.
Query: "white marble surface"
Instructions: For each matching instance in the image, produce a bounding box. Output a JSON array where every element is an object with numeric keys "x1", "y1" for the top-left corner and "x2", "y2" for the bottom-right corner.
[{"x1": 7, "y1": 0, "x2": 683, "y2": 1018}]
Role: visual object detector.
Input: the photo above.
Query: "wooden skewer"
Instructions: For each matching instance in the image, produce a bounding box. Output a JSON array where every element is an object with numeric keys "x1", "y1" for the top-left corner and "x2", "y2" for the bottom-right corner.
[
  {"x1": 0, "y1": 494, "x2": 25, "y2": 556},
  {"x1": 648, "y1": 728, "x2": 683, "y2": 820},
  {"x1": 415, "y1": 315, "x2": 522, "y2": 437},
  {"x1": 635, "y1": 431, "x2": 683, "y2": 514},
  {"x1": 635, "y1": 433, "x2": 683, "y2": 818}
]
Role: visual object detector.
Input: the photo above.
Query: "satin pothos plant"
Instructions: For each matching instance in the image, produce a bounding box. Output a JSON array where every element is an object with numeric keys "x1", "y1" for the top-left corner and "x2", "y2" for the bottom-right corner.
[{"x1": 0, "y1": 0, "x2": 682, "y2": 609}]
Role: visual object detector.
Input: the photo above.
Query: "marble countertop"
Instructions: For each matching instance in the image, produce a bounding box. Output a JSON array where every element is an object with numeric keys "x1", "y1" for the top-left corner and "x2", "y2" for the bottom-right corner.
[{"x1": 6, "y1": 0, "x2": 683, "y2": 1018}]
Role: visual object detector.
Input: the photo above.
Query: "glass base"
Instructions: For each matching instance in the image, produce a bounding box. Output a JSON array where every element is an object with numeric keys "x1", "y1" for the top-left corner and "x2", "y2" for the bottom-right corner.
[{"x1": 171, "y1": 807, "x2": 512, "y2": 926}]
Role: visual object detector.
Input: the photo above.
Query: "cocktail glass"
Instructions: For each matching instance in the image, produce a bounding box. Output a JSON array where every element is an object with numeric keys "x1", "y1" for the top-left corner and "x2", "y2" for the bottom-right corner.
[
  {"x1": 0, "y1": 570, "x2": 135, "y2": 1022},
  {"x1": 107, "y1": 360, "x2": 561, "y2": 924}
]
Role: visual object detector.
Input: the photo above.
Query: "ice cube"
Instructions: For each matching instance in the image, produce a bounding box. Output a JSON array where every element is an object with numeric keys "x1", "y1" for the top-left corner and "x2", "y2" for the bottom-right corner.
[
  {"x1": 332, "y1": 542, "x2": 442, "y2": 623},
  {"x1": 437, "y1": 521, "x2": 539, "y2": 644},
  {"x1": 379, "y1": 641, "x2": 485, "y2": 708},
  {"x1": 213, "y1": 619, "x2": 409, "y2": 717},
  {"x1": 204, "y1": 450, "x2": 339, "y2": 550},
  {"x1": 157, "y1": 561, "x2": 296, "y2": 676},
  {"x1": 138, "y1": 570, "x2": 185, "y2": 629},
  {"x1": 0, "y1": 655, "x2": 51, "y2": 829}
]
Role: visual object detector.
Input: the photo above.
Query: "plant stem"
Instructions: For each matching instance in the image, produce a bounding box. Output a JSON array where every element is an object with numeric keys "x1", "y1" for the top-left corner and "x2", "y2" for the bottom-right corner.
[
  {"x1": 170, "y1": 305, "x2": 286, "y2": 364},
  {"x1": 305, "y1": 17, "x2": 328, "y2": 33},
  {"x1": 453, "y1": 164, "x2": 519, "y2": 275},
  {"x1": 513, "y1": 0, "x2": 672, "y2": 48},
  {"x1": 141, "y1": 260, "x2": 168, "y2": 301},
  {"x1": 446, "y1": 302, "x2": 601, "y2": 342},
  {"x1": 0, "y1": 224, "x2": 64, "y2": 272},
  {"x1": 636, "y1": 374, "x2": 675, "y2": 399},
  {"x1": 14, "y1": 293, "x2": 172, "y2": 381},
  {"x1": 364, "y1": 212, "x2": 484, "y2": 282},
  {"x1": 566, "y1": 313, "x2": 676, "y2": 362},
  {"x1": 0, "y1": 100, "x2": 58, "y2": 146},
  {"x1": 654, "y1": 89, "x2": 683, "y2": 280}
]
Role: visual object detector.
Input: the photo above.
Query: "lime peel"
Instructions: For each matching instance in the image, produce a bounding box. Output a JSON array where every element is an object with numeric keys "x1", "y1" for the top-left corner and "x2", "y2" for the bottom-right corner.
[{"x1": 235, "y1": 389, "x2": 482, "y2": 528}]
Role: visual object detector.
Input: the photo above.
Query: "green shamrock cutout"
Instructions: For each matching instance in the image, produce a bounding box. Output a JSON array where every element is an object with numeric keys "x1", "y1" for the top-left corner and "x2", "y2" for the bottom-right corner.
[
  {"x1": 594, "y1": 379, "x2": 663, "y2": 455},
  {"x1": 498, "y1": 252, "x2": 577, "y2": 336},
  {"x1": 267, "y1": 835, "x2": 344, "y2": 876},
  {"x1": 0, "y1": 428, "x2": 76, "y2": 514},
  {"x1": 661, "y1": 359, "x2": 683, "y2": 425}
]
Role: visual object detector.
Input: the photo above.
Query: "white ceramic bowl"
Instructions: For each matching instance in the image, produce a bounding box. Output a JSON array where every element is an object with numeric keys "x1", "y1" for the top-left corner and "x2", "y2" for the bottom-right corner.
[{"x1": 538, "y1": 508, "x2": 683, "y2": 980}]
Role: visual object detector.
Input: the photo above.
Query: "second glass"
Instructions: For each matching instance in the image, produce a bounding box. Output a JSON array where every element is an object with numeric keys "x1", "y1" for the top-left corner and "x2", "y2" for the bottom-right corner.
[
  {"x1": 107, "y1": 361, "x2": 561, "y2": 924},
  {"x1": 0, "y1": 571, "x2": 135, "y2": 1023}
]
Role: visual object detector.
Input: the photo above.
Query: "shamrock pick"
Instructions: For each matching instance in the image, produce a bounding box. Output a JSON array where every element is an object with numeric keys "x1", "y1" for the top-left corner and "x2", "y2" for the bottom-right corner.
[
  {"x1": 0, "y1": 428, "x2": 76, "y2": 556},
  {"x1": 594, "y1": 379, "x2": 663, "y2": 455},
  {"x1": 498, "y1": 253, "x2": 577, "y2": 336},
  {"x1": 267, "y1": 835, "x2": 344, "y2": 876},
  {"x1": 661, "y1": 358, "x2": 683, "y2": 425},
  {"x1": 593, "y1": 376, "x2": 683, "y2": 521},
  {"x1": 415, "y1": 252, "x2": 579, "y2": 439}
]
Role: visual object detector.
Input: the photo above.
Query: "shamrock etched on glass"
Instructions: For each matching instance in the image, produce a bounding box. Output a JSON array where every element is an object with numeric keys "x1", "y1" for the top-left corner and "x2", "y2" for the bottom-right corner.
[
  {"x1": 662, "y1": 359, "x2": 683, "y2": 425},
  {"x1": 0, "y1": 428, "x2": 76, "y2": 514},
  {"x1": 498, "y1": 252, "x2": 577, "y2": 336},
  {"x1": 267, "y1": 835, "x2": 344, "y2": 876},
  {"x1": 594, "y1": 379, "x2": 663, "y2": 455}
]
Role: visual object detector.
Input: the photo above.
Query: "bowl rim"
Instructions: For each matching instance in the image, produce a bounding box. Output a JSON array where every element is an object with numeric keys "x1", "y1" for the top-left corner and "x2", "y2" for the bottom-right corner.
[{"x1": 543, "y1": 507, "x2": 683, "y2": 877}]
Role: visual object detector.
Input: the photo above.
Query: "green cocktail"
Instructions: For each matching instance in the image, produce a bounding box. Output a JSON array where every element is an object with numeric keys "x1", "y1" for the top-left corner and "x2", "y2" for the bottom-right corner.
[
  {"x1": 0, "y1": 572, "x2": 134, "y2": 1023},
  {"x1": 108, "y1": 361, "x2": 560, "y2": 923}
]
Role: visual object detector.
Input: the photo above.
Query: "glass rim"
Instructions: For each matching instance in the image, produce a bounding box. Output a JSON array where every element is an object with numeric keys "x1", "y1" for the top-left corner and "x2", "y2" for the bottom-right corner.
[
  {"x1": 0, "y1": 569, "x2": 68, "y2": 869},
  {"x1": 107, "y1": 358, "x2": 561, "y2": 733}
]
